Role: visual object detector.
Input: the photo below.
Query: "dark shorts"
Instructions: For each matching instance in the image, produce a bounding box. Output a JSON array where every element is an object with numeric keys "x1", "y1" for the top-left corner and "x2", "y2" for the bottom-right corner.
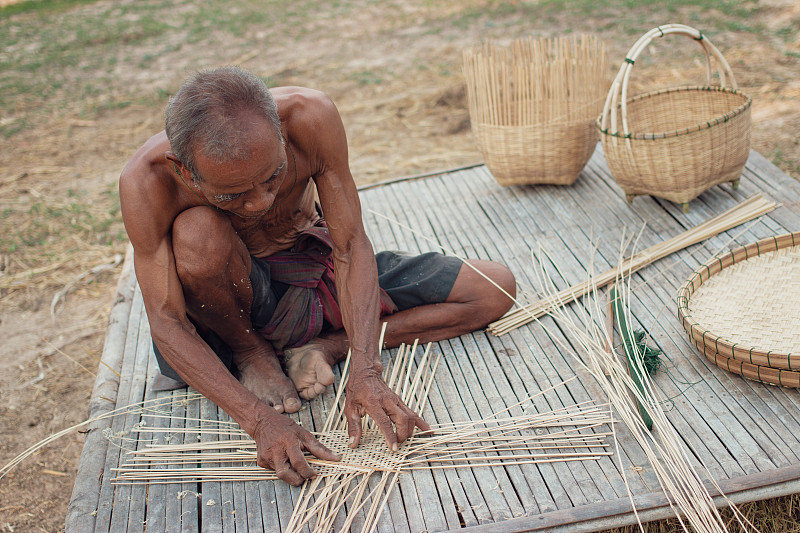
[{"x1": 153, "y1": 251, "x2": 462, "y2": 381}]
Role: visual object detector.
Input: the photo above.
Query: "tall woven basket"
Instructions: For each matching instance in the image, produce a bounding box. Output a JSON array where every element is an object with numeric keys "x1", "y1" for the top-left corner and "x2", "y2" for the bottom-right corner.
[
  {"x1": 463, "y1": 35, "x2": 609, "y2": 186},
  {"x1": 598, "y1": 24, "x2": 752, "y2": 212}
]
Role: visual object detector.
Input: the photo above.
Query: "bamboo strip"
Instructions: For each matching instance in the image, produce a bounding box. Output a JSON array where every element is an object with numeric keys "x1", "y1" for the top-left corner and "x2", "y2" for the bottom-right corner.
[
  {"x1": 489, "y1": 194, "x2": 777, "y2": 335},
  {"x1": 525, "y1": 243, "x2": 758, "y2": 532}
]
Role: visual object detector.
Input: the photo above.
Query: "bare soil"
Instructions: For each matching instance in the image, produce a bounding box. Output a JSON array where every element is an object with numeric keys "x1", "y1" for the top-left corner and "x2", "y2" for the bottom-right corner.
[{"x1": 1, "y1": 0, "x2": 798, "y2": 531}]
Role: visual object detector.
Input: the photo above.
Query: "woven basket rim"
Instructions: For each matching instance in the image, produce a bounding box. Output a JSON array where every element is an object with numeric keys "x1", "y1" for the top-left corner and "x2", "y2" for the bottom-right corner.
[
  {"x1": 691, "y1": 337, "x2": 800, "y2": 388},
  {"x1": 677, "y1": 231, "x2": 800, "y2": 369},
  {"x1": 596, "y1": 85, "x2": 752, "y2": 141}
]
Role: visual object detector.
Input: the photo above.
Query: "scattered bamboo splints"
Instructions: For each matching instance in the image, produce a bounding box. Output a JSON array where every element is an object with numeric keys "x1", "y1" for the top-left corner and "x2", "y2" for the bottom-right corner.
[
  {"x1": 531, "y1": 244, "x2": 757, "y2": 533},
  {"x1": 111, "y1": 334, "x2": 612, "y2": 533},
  {"x1": 489, "y1": 194, "x2": 778, "y2": 336}
]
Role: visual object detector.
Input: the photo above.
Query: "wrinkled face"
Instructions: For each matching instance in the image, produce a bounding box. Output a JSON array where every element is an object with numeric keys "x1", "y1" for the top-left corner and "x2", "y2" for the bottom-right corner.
[{"x1": 192, "y1": 118, "x2": 289, "y2": 219}]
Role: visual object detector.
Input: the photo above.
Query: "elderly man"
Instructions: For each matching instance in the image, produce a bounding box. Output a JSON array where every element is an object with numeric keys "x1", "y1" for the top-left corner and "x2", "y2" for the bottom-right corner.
[{"x1": 119, "y1": 66, "x2": 515, "y2": 486}]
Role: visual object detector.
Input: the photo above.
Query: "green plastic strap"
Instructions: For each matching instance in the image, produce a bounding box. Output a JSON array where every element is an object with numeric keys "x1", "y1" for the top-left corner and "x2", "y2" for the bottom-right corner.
[{"x1": 610, "y1": 287, "x2": 654, "y2": 431}]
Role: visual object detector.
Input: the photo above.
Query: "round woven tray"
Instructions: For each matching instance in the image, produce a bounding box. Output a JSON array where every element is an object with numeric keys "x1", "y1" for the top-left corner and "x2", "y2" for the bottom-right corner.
[{"x1": 677, "y1": 232, "x2": 800, "y2": 386}]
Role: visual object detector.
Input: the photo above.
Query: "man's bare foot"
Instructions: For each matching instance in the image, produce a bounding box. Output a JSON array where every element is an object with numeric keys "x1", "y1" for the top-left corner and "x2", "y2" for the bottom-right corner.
[
  {"x1": 285, "y1": 336, "x2": 347, "y2": 400},
  {"x1": 236, "y1": 352, "x2": 302, "y2": 414}
]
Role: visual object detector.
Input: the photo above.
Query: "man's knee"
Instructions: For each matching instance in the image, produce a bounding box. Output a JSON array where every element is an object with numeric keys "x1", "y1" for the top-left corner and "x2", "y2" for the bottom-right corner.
[
  {"x1": 172, "y1": 207, "x2": 242, "y2": 282},
  {"x1": 482, "y1": 262, "x2": 516, "y2": 317},
  {"x1": 449, "y1": 260, "x2": 516, "y2": 322}
]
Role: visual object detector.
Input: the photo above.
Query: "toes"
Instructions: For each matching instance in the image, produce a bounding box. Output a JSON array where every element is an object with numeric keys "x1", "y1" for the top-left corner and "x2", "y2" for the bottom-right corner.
[
  {"x1": 298, "y1": 382, "x2": 327, "y2": 401},
  {"x1": 284, "y1": 396, "x2": 302, "y2": 413},
  {"x1": 299, "y1": 386, "x2": 319, "y2": 401},
  {"x1": 317, "y1": 362, "x2": 335, "y2": 387},
  {"x1": 299, "y1": 388, "x2": 314, "y2": 401}
]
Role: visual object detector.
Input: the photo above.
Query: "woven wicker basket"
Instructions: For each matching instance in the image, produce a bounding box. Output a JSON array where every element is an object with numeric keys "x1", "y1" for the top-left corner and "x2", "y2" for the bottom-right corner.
[
  {"x1": 677, "y1": 232, "x2": 800, "y2": 387},
  {"x1": 598, "y1": 24, "x2": 752, "y2": 212},
  {"x1": 463, "y1": 36, "x2": 609, "y2": 186}
]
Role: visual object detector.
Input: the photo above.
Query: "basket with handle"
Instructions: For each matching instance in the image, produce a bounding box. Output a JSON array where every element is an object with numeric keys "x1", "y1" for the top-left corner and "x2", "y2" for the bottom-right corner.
[
  {"x1": 463, "y1": 35, "x2": 609, "y2": 186},
  {"x1": 598, "y1": 24, "x2": 752, "y2": 212}
]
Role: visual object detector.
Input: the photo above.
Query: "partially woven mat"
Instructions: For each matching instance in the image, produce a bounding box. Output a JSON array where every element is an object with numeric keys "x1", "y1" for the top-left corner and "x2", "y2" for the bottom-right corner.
[
  {"x1": 678, "y1": 232, "x2": 800, "y2": 385},
  {"x1": 315, "y1": 429, "x2": 406, "y2": 475}
]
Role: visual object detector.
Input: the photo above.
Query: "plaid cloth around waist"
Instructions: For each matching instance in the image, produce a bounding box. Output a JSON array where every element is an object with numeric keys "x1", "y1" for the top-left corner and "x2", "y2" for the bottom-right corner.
[{"x1": 257, "y1": 221, "x2": 397, "y2": 349}]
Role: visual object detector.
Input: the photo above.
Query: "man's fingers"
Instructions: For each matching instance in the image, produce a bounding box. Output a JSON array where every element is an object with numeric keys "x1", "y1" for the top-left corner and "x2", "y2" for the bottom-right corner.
[
  {"x1": 286, "y1": 445, "x2": 316, "y2": 481},
  {"x1": 273, "y1": 454, "x2": 304, "y2": 487},
  {"x1": 304, "y1": 436, "x2": 341, "y2": 462},
  {"x1": 395, "y1": 406, "x2": 417, "y2": 444},
  {"x1": 346, "y1": 408, "x2": 363, "y2": 448},
  {"x1": 372, "y1": 407, "x2": 399, "y2": 452},
  {"x1": 415, "y1": 414, "x2": 432, "y2": 434}
]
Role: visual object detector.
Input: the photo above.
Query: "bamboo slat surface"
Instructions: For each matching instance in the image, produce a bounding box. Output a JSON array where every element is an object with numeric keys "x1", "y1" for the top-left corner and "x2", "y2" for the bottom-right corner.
[{"x1": 67, "y1": 148, "x2": 800, "y2": 532}]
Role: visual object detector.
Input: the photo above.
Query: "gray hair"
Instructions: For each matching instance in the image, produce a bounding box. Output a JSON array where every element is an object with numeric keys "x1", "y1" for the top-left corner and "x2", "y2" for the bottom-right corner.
[{"x1": 164, "y1": 66, "x2": 282, "y2": 182}]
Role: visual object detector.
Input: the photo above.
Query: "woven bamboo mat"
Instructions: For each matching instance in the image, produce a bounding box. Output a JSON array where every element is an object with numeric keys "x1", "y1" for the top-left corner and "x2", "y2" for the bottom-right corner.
[{"x1": 67, "y1": 149, "x2": 800, "y2": 532}]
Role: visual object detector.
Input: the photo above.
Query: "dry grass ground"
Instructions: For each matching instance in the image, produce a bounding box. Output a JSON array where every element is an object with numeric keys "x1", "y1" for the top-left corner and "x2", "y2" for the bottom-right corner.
[{"x1": 1, "y1": 0, "x2": 798, "y2": 531}]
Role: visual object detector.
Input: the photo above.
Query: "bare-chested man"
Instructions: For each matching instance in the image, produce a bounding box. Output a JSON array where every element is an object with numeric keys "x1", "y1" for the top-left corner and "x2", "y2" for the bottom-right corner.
[{"x1": 119, "y1": 66, "x2": 515, "y2": 486}]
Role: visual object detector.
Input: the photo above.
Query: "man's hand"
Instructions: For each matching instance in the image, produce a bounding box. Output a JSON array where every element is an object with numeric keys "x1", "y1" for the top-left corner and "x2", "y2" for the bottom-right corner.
[
  {"x1": 253, "y1": 409, "x2": 340, "y2": 486},
  {"x1": 344, "y1": 369, "x2": 431, "y2": 451}
]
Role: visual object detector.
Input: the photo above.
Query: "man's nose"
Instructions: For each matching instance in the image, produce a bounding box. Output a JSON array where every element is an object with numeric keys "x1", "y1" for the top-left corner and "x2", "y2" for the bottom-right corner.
[{"x1": 243, "y1": 188, "x2": 275, "y2": 213}]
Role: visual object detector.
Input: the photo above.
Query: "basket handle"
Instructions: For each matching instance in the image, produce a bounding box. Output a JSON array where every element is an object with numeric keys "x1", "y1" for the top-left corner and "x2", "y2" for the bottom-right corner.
[{"x1": 600, "y1": 24, "x2": 738, "y2": 139}]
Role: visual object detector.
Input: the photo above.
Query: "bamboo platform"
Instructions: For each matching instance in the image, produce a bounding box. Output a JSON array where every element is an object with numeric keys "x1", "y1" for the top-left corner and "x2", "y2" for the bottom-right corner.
[{"x1": 67, "y1": 148, "x2": 800, "y2": 532}]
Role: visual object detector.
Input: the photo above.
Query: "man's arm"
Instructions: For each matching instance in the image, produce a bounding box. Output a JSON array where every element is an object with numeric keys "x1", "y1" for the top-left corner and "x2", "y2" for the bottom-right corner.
[
  {"x1": 118, "y1": 154, "x2": 337, "y2": 484},
  {"x1": 305, "y1": 93, "x2": 430, "y2": 449}
]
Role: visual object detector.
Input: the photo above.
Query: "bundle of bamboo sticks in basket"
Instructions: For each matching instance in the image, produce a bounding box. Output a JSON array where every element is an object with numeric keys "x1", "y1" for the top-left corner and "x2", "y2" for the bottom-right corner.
[{"x1": 462, "y1": 35, "x2": 609, "y2": 186}]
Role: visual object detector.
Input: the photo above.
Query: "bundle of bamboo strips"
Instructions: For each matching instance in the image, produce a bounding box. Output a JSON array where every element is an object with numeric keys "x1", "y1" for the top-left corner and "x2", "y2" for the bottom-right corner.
[
  {"x1": 489, "y1": 194, "x2": 777, "y2": 336},
  {"x1": 529, "y1": 244, "x2": 757, "y2": 532},
  {"x1": 462, "y1": 35, "x2": 609, "y2": 185}
]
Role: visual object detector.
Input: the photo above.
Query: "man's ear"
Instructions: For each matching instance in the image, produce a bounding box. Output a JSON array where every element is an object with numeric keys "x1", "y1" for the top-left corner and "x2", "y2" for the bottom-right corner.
[
  {"x1": 165, "y1": 151, "x2": 181, "y2": 166},
  {"x1": 165, "y1": 152, "x2": 190, "y2": 180}
]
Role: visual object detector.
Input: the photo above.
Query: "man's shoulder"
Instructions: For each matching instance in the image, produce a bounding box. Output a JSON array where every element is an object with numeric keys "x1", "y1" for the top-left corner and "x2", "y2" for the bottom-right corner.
[
  {"x1": 119, "y1": 131, "x2": 181, "y2": 239},
  {"x1": 120, "y1": 132, "x2": 174, "y2": 202},
  {"x1": 272, "y1": 87, "x2": 340, "y2": 130},
  {"x1": 272, "y1": 86, "x2": 333, "y2": 110}
]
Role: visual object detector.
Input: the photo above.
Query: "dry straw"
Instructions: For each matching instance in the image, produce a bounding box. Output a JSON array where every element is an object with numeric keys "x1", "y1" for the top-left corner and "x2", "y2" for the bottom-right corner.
[
  {"x1": 598, "y1": 24, "x2": 752, "y2": 211},
  {"x1": 678, "y1": 231, "x2": 800, "y2": 386},
  {"x1": 462, "y1": 35, "x2": 609, "y2": 186},
  {"x1": 489, "y1": 194, "x2": 778, "y2": 336}
]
